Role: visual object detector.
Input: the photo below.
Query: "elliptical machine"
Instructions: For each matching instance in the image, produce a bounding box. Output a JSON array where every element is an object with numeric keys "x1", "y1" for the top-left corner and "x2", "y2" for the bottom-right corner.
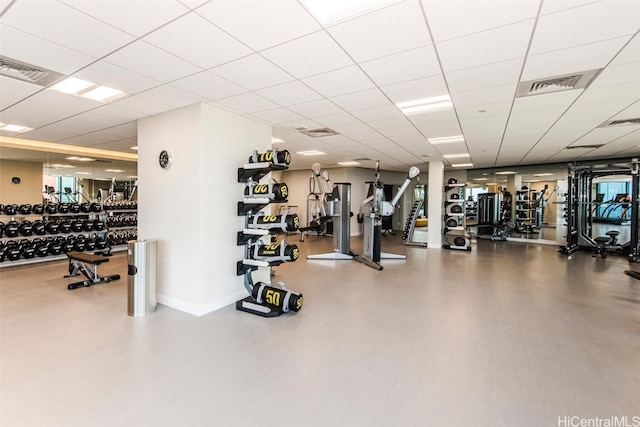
[{"x1": 355, "y1": 162, "x2": 420, "y2": 270}]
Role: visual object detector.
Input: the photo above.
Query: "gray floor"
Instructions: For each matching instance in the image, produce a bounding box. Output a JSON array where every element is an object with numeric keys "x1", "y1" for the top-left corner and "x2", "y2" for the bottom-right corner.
[{"x1": 1, "y1": 236, "x2": 639, "y2": 427}]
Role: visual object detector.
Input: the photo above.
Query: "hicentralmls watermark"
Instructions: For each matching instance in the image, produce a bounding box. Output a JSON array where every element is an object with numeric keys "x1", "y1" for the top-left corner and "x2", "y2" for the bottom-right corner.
[{"x1": 558, "y1": 416, "x2": 640, "y2": 427}]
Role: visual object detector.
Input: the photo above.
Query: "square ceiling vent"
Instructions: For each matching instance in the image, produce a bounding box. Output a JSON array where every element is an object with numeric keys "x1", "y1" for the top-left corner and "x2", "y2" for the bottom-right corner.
[
  {"x1": 598, "y1": 118, "x2": 640, "y2": 128},
  {"x1": 516, "y1": 68, "x2": 602, "y2": 98},
  {"x1": 299, "y1": 127, "x2": 339, "y2": 137},
  {"x1": 0, "y1": 56, "x2": 64, "y2": 86}
]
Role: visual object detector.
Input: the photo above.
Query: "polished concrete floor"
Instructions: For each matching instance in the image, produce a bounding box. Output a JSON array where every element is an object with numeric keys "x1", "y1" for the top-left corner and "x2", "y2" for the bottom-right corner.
[{"x1": 1, "y1": 235, "x2": 639, "y2": 427}]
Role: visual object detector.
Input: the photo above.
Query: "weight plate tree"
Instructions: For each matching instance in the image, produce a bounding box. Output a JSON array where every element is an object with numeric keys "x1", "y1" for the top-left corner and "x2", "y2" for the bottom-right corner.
[
  {"x1": 236, "y1": 149, "x2": 303, "y2": 317},
  {"x1": 443, "y1": 179, "x2": 472, "y2": 251}
]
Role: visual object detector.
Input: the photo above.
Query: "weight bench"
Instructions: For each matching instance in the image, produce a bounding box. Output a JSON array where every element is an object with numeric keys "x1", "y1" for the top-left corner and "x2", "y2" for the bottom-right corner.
[{"x1": 65, "y1": 251, "x2": 121, "y2": 290}]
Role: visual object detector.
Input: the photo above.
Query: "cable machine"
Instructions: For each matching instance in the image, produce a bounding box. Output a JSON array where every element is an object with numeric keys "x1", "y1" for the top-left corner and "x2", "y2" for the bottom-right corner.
[{"x1": 559, "y1": 159, "x2": 640, "y2": 261}]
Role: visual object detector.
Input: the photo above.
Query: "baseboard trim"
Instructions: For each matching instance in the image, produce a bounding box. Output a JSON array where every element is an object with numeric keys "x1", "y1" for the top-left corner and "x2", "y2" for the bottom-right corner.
[{"x1": 157, "y1": 290, "x2": 248, "y2": 317}]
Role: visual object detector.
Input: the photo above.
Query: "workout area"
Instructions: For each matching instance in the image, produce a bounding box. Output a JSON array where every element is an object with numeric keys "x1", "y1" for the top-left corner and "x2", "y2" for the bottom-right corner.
[{"x1": 1, "y1": 1, "x2": 639, "y2": 426}]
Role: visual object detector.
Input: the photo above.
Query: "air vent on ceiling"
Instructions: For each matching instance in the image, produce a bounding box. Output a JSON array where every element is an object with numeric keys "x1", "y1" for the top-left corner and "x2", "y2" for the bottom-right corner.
[
  {"x1": 598, "y1": 118, "x2": 640, "y2": 127},
  {"x1": 516, "y1": 68, "x2": 602, "y2": 98},
  {"x1": 564, "y1": 144, "x2": 604, "y2": 150},
  {"x1": 354, "y1": 157, "x2": 372, "y2": 161},
  {"x1": 299, "y1": 128, "x2": 339, "y2": 138},
  {"x1": 0, "y1": 56, "x2": 64, "y2": 86}
]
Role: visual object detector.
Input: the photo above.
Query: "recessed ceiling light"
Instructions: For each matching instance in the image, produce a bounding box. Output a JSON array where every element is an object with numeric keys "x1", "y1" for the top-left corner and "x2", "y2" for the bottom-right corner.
[
  {"x1": 82, "y1": 86, "x2": 125, "y2": 102},
  {"x1": 66, "y1": 156, "x2": 95, "y2": 162},
  {"x1": 130, "y1": 146, "x2": 138, "y2": 151},
  {"x1": 397, "y1": 95, "x2": 452, "y2": 115},
  {"x1": 473, "y1": 178, "x2": 489, "y2": 181},
  {"x1": 443, "y1": 153, "x2": 470, "y2": 159},
  {"x1": 451, "y1": 163, "x2": 473, "y2": 168},
  {"x1": 50, "y1": 77, "x2": 127, "y2": 102},
  {"x1": 301, "y1": 0, "x2": 403, "y2": 26},
  {"x1": 105, "y1": 169, "x2": 124, "y2": 172},
  {"x1": 0, "y1": 123, "x2": 33, "y2": 132},
  {"x1": 75, "y1": 172, "x2": 92, "y2": 175},
  {"x1": 271, "y1": 137, "x2": 286, "y2": 144},
  {"x1": 297, "y1": 150, "x2": 326, "y2": 156},
  {"x1": 50, "y1": 164, "x2": 75, "y2": 169},
  {"x1": 338, "y1": 161, "x2": 360, "y2": 166},
  {"x1": 428, "y1": 135, "x2": 465, "y2": 145},
  {"x1": 495, "y1": 171, "x2": 517, "y2": 175},
  {"x1": 51, "y1": 77, "x2": 94, "y2": 94},
  {"x1": 534, "y1": 173, "x2": 554, "y2": 177},
  {"x1": 127, "y1": 176, "x2": 138, "y2": 179}
]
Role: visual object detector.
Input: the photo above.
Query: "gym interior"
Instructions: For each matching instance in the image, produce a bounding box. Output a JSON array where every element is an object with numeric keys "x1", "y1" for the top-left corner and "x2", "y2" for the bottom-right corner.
[{"x1": 1, "y1": 1, "x2": 639, "y2": 426}]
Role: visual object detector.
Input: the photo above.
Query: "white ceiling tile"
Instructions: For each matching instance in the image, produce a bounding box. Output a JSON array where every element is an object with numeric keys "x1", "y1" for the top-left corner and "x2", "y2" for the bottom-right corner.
[
  {"x1": 2, "y1": 1, "x2": 134, "y2": 58},
  {"x1": 287, "y1": 99, "x2": 345, "y2": 118},
  {"x1": 138, "y1": 85, "x2": 208, "y2": 108},
  {"x1": 109, "y1": 96, "x2": 175, "y2": 116},
  {"x1": 256, "y1": 81, "x2": 323, "y2": 106},
  {"x1": 367, "y1": 116, "x2": 412, "y2": 131},
  {"x1": 262, "y1": 31, "x2": 354, "y2": 79},
  {"x1": 73, "y1": 61, "x2": 161, "y2": 95},
  {"x1": 589, "y1": 63, "x2": 640, "y2": 89},
  {"x1": 522, "y1": 37, "x2": 631, "y2": 81},
  {"x1": 14, "y1": 122, "x2": 90, "y2": 142},
  {"x1": 0, "y1": 24, "x2": 95, "y2": 74},
  {"x1": 531, "y1": 1, "x2": 640, "y2": 55},
  {"x1": 456, "y1": 101, "x2": 513, "y2": 120},
  {"x1": 196, "y1": 0, "x2": 320, "y2": 51},
  {"x1": 249, "y1": 108, "x2": 304, "y2": 125},
  {"x1": 331, "y1": 122, "x2": 375, "y2": 135},
  {"x1": 328, "y1": 0, "x2": 431, "y2": 63},
  {"x1": 277, "y1": 119, "x2": 325, "y2": 132},
  {"x1": 611, "y1": 101, "x2": 640, "y2": 120},
  {"x1": 351, "y1": 105, "x2": 403, "y2": 122},
  {"x1": 573, "y1": 127, "x2": 639, "y2": 146},
  {"x1": 451, "y1": 83, "x2": 517, "y2": 108},
  {"x1": 360, "y1": 45, "x2": 441, "y2": 86},
  {"x1": 215, "y1": 93, "x2": 280, "y2": 114},
  {"x1": 178, "y1": 0, "x2": 211, "y2": 9},
  {"x1": 437, "y1": 20, "x2": 534, "y2": 72},
  {"x1": 170, "y1": 71, "x2": 247, "y2": 101},
  {"x1": 512, "y1": 90, "x2": 581, "y2": 112},
  {"x1": 609, "y1": 33, "x2": 640, "y2": 67},
  {"x1": 315, "y1": 113, "x2": 362, "y2": 127},
  {"x1": 330, "y1": 89, "x2": 392, "y2": 111},
  {"x1": 423, "y1": 0, "x2": 539, "y2": 43},
  {"x1": 539, "y1": 0, "x2": 600, "y2": 16},
  {"x1": 61, "y1": 0, "x2": 190, "y2": 37},
  {"x1": 407, "y1": 109, "x2": 459, "y2": 126},
  {"x1": 143, "y1": 12, "x2": 252, "y2": 69},
  {"x1": 447, "y1": 58, "x2": 524, "y2": 94},
  {"x1": 380, "y1": 75, "x2": 448, "y2": 104},
  {"x1": 0, "y1": 77, "x2": 42, "y2": 110},
  {"x1": 211, "y1": 54, "x2": 294, "y2": 91},
  {"x1": 104, "y1": 40, "x2": 201, "y2": 82},
  {"x1": 302, "y1": 66, "x2": 376, "y2": 98}
]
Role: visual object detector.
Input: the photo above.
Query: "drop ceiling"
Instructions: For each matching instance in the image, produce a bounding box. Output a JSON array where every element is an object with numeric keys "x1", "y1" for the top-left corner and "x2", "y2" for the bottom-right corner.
[{"x1": 0, "y1": 0, "x2": 639, "y2": 172}]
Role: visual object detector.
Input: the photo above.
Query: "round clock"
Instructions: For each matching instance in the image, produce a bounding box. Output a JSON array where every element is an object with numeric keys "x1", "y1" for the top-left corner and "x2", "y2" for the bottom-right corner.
[{"x1": 159, "y1": 150, "x2": 172, "y2": 169}]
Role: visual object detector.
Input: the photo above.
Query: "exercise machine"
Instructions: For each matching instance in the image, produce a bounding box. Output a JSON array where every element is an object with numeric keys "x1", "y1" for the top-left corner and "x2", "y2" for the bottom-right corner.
[
  {"x1": 300, "y1": 163, "x2": 333, "y2": 241},
  {"x1": 307, "y1": 182, "x2": 354, "y2": 261},
  {"x1": 559, "y1": 159, "x2": 640, "y2": 261},
  {"x1": 356, "y1": 162, "x2": 420, "y2": 269},
  {"x1": 64, "y1": 251, "x2": 121, "y2": 290}
]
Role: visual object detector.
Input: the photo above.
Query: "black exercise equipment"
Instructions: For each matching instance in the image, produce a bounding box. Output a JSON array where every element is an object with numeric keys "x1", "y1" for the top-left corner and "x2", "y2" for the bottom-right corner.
[
  {"x1": 3, "y1": 204, "x2": 18, "y2": 216},
  {"x1": 5, "y1": 221, "x2": 19, "y2": 238},
  {"x1": 69, "y1": 203, "x2": 81, "y2": 213},
  {"x1": 82, "y1": 219, "x2": 94, "y2": 232},
  {"x1": 80, "y1": 202, "x2": 92, "y2": 213},
  {"x1": 18, "y1": 220, "x2": 33, "y2": 236},
  {"x1": 250, "y1": 281, "x2": 302, "y2": 313},
  {"x1": 58, "y1": 220, "x2": 72, "y2": 234},
  {"x1": 18, "y1": 204, "x2": 32, "y2": 215},
  {"x1": 57, "y1": 203, "x2": 70, "y2": 214},
  {"x1": 45, "y1": 204, "x2": 57, "y2": 214},
  {"x1": 65, "y1": 251, "x2": 121, "y2": 290},
  {"x1": 33, "y1": 220, "x2": 46, "y2": 235},
  {"x1": 250, "y1": 240, "x2": 299, "y2": 265},
  {"x1": 244, "y1": 180, "x2": 289, "y2": 202},
  {"x1": 623, "y1": 270, "x2": 640, "y2": 280},
  {"x1": 32, "y1": 203, "x2": 44, "y2": 214},
  {"x1": 246, "y1": 212, "x2": 299, "y2": 233},
  {"x1": 70, "y1": 219, "x2": 83, "y2": 232},
  {"x1": 45, "y1": 221, "x2": 60, "y2": 234},
  {"x1": 90, "y1": 202, "x2": 102, "y2": 213}
]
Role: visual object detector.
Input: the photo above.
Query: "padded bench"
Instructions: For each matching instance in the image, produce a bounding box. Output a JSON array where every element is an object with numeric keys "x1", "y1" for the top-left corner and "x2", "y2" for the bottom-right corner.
[{"x1": 65, "y1": 251, "x2": 121, "y2": 290}]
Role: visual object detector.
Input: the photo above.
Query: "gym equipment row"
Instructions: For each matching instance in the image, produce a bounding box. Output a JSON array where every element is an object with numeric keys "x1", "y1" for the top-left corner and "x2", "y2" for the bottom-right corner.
[
  {"x1": 0, "y1": 234, "x2": 110, "y2": 262},
  {"x1": 105, "y1": 215, "x2": 137, "y2": 228},
  {"x1": 402, "y1": 200, "x2": 427, "y2": 247},
  {"x1": 559, "y1": 159, "x2": 640, "y2": 261},
  {"x1": 103, "y1": 200, "x2": 137, "y2": 211},
  {"x1": 443, "y1": 179, "x2": 471, "y2": 251},
  {"x1": 301, "y1": 162, "x2": 334, "y2": 240},
  {"x1": 0, "y1": 202, "x2": 102, "y2": 216},
  {"x1": 308, "y1": 161, "x2": 419, "y2": 270},
  {"x1": 1, "y1": 218, "x2": 106, "y2": 238},
  {"x1": 236, "y1": 149, "x2": 303, "y2": 317}
]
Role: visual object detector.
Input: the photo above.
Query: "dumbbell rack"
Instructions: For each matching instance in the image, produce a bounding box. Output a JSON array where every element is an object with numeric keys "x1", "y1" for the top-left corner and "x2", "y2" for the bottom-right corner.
[
  {"x1": 103, "y1": 204, "x2": 138, "y2": 253},
  {"x1": 443, "y1": 182, "x2": 472, "y2": 251},
  {"x1": 403, "y1": 200, "x2": 428, "y2": 247},
  {"x1": 0, "y1": 204, "x2": 109, "y2": 267},
  {"x1": 236, "y1": 157, "x2": 302, "y2": 318}
]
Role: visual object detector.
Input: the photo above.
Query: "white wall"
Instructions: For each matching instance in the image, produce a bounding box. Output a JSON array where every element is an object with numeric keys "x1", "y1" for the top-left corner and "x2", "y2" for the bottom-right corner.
[{"x1": 138, "y1": 103, "x2": 271, "y2": 316}]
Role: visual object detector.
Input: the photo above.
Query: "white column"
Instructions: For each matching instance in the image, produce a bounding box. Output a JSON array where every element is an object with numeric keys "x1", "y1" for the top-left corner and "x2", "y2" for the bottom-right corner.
[
  {"x1": 428, "y1": 160, "x2": 444, "y2": 249},
  {"x1": 138, "y1": 103, "x2": 271, "y2": 316}
]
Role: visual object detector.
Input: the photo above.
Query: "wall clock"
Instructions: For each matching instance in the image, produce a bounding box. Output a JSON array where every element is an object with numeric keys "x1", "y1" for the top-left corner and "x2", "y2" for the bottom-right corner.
[{"x1": 159, "y1": 150, "x2": 172, "y2": 169}]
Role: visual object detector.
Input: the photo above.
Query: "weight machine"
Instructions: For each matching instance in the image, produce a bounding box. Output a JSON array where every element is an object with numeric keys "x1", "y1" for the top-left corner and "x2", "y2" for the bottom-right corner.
[
  {"x1": 559, "y1": 159, "x2": 640, "y2": 261},
  {"x1": 300, "y1": 163, "x2": 333, "y2": 240},
  {"x1": 356, "y1": 162, "x2": 420, "y2": 269}
]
